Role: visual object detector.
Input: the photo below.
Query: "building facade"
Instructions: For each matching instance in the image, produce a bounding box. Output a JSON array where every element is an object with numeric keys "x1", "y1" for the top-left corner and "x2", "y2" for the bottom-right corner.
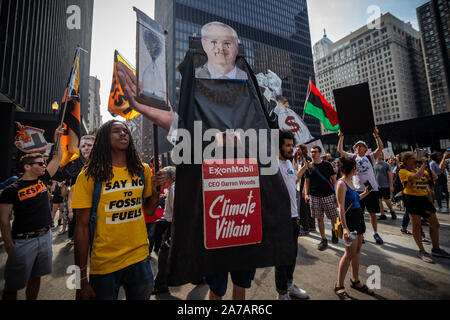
[
  {"x1": 86, "y1": 76, "x2": 102, "y2": 134},
  {"x1": 0, "y1": 0, "x2": 93, "y2": 180},
  {"x1": 126, "y1": 115, "x2": 155, "y2": 166},
  {"x1": 417, "y1": 0, "x2": 450, "y2": 115},
  {"x1": 155, "y1": 0, "x2": 320, "y2": 137},
  {"x1": 313, "y1": 13, "x2": 431, "y2": 135}
]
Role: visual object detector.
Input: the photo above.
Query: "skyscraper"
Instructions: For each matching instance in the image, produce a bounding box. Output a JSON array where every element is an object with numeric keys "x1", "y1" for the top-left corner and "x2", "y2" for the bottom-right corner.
[
  {"x1": 0, "y1": 0, "x2": 94, "y2": 180},
  {"x1": 417, "y1": 0, "x2": 450, "y2": 115},
  {"x1": 155, "y1": 0, "x2": 320, "y2": 136},
  {"x1": 87, "y1": 76, "x2": 102, "y2": 134},
  {"x1": 313, "y1": 13, "x2": 431, "y2": 135}
]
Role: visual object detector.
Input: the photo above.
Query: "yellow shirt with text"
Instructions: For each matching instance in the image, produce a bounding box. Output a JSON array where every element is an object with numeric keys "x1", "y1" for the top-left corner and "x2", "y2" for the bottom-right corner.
[
  {"x1": 72, "y1": 164, "x2": 152, "y2": 275},
  {"x1": 398, "y1": 168, "x2": 430, "y2": 197}
]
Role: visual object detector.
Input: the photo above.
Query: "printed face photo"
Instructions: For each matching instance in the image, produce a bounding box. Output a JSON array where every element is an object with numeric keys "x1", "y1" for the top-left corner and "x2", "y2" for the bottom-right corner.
[{"x1": 196, "y1": 22, "x2": 248, "y2": 80}]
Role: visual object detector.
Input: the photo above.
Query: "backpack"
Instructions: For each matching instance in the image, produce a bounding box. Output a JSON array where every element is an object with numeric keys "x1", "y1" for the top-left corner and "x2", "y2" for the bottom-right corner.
[{"x1": 89, "y1": 171, "x2": 146, "y2": 253}]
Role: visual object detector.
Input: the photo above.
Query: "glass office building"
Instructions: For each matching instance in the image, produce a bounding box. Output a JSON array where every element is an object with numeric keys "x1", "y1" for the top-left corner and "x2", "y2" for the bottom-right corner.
[{"x1": 156, "y1": 0, "x2": 320, "y2": 136}]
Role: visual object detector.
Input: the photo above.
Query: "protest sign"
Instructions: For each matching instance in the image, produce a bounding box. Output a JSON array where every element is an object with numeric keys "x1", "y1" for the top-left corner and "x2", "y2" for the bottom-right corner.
[
  {"x1": 333, "y1": 83, "x2": 375, "y2": 135},
  {"x1": 202, "y1": 159, "x2": 262, "y2": 250}
]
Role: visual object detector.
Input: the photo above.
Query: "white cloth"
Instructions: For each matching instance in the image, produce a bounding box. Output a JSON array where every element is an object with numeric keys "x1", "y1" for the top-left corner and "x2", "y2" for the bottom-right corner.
[
  {"x1": 348, "y1": 152, "x2": 379, "y2": 192},
  {"x1": 163, "y1": 183, "x2": 175, "y2": 222},
  {"x1": 278, "y1": 159, "x2": 299, "y2": 218}
]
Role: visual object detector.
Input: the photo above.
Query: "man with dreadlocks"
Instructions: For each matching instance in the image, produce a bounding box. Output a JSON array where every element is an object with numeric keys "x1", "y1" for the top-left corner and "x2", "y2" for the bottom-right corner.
[{"x1": 71, "y1": 120, "x2": 166, "y2": 300}]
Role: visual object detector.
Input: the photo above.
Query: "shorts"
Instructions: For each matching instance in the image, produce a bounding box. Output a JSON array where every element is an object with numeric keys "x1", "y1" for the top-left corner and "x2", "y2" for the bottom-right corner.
[
  {"x1": 359, "y1": 191, "x2": 380, "y2": 214},
  {"x1": 89, "y1": 257, "x2": 153, "y2": 300},
  {"x1": 403, "y1": 195, "x2": 436, "y2": 218},
  {"x1": 204, "y1": 269, "x2": 256, "y2": 297},
  {"x1": 378, "y1": 188, "x2": 391, "y2": 200},
  {"x1": 310, "y1": 194, "x2": 339, "y2": 220},
  {"x1": 4, "y1": 230, "x2": 53, "y2": 292},
  {"x1": 344, "y1": 208, "x2": 366, "y2": 235}
]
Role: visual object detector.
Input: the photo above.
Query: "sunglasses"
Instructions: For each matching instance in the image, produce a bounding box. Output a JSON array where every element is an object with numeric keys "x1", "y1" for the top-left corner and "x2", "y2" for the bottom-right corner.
[
  {"x1": 311, "y1": 151, "x2": 319, "y2": 154},
  {"x1": 31, "y1": 162, "x2": 46, "y2": 167}
]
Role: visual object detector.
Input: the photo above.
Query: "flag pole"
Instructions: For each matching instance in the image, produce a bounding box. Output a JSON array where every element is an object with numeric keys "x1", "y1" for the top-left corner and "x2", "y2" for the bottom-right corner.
[{"x1": 302, "y1": 76, "x2": 312, "y2": 121}]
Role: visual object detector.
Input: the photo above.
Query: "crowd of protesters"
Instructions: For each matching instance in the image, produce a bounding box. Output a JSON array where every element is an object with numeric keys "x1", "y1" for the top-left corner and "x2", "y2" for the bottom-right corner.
[{"x1": 0, "y1": 121, "x2": 449, "y2": 301}]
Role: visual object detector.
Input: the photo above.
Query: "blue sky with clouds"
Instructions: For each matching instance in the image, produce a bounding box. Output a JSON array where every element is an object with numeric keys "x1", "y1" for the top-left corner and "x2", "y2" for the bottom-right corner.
[{"x1": 92, "y1": 0, "x2": 429, "y2": 123}]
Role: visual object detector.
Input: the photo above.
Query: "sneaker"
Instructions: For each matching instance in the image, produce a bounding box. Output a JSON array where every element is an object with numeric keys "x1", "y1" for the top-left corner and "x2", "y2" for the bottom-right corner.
[
  {"x1": 422, "y1": 237, "x2": 431, "y2": 244},
  {"x1": 288, "y1": 284, "x2": 309, "y2": 299},
  {"x1": 418, "y1": 251, "x2": 434, "y2": 263},
  {"x1": 438, "y1": 208, "x2": 449, "y2": 214},
  {"x1": 331, "y1": 230, "x2": 339, "y2": 244},
  {"x1": 390, "y1": 212, "x2": 397, "y2": 220},
  {"x1": 278, "y1": 293, "x2": 291, "y2": 300},
  {"x1": 377, "y1": 215, "x2": 387, "y2": 221},
  {"x1": 318, "y1": 239, "x2": 328, "y2": 251},
  {"x1": 373, "y1": 233, "x2": 384, "y2": 245},
  {"x1": 431, "y1": 248, "x2": 450, "y2": 259},
  {"x1": 400, "y1": 228, "x2": 412, "y2": 235}
]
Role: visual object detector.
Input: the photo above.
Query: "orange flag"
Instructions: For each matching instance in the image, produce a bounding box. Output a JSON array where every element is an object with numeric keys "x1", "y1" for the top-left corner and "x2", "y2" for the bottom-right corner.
[{"x1": 108, "y1": 50, "x2": 140, "y2": 120}]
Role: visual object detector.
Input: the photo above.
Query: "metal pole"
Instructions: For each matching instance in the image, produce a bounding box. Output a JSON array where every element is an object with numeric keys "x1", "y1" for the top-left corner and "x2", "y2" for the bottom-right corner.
[{"x1": 302, "y1": 76, "x2": 312, "y2": 121}]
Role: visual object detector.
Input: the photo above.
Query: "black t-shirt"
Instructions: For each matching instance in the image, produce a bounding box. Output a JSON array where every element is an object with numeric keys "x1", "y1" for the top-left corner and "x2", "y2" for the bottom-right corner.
[
  {"x1": 305, "y1": 161, "x2": 336, "y2": 197},
  {"x1": 0, "y1": 171, "x2": 53, "y2": 236}
]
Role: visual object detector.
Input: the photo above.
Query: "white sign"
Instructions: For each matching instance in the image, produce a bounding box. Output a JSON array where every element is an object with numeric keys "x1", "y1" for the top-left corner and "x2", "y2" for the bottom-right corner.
[
  {"x1": 274, "y1": 105, "x2": 314, "y2": 146},
  {"x1": 306, "y1": 139, "x2": 326, "y2": 158},
  {"x1": 440, "y1": 139, "x2": 450, "y2": 150}
]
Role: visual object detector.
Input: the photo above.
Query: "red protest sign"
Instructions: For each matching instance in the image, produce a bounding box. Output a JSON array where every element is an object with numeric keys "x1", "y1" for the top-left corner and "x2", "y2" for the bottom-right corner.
[{"x1": 202, "y1": 159, "x2": 262, "y2": 250}]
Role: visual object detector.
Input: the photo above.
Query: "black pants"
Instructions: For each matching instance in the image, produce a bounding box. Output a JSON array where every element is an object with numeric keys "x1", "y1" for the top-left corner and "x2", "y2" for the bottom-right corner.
[
  {"x1": 275, "y1": 218, "x2": 300, "y2": 295},
  {"x1": 299, "y1": 197, "x2": 315, "y2": 230},
  {"x1": 154, "y1": 222, "x2": 171, "y2": 290}
]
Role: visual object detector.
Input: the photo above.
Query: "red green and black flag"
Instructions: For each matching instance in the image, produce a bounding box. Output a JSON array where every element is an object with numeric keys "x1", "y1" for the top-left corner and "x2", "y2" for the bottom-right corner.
[{"x1": 304, "y1": 80, "x2": 339, "y2": 133}]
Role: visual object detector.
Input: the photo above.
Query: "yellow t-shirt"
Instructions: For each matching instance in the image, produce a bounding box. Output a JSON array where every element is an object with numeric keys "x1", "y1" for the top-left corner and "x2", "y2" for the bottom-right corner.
[
  {"x1": 398, "y1": 168, "x2": 430, "y2": 197},
  {"x1": 71, "y1": 164, "x2": 152, "y2": 275}
]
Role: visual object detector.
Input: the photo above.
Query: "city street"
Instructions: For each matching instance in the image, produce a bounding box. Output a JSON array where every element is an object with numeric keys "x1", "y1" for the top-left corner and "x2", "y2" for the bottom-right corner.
[{"x1": 1, "y1": 208, "x2": 449, "y2": 300}]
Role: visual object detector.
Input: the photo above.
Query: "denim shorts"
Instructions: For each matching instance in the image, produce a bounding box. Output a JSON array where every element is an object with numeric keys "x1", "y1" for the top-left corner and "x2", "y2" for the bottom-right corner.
[
  {"x1": 4, "y1": 230, "x2": 53, "y2": 292},
  {"x1": 89, "y1": 257, "x2": 153, "y2": 300},
  {"x1": 204, "y1": 269, "x2": 256, "y2": 297}
]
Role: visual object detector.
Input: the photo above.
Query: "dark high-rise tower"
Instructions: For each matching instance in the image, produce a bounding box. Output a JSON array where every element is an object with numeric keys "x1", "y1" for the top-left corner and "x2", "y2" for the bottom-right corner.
[
  {"x1": 0, "y1": 0, "x2": 94, "y2": 180},
  {"x1": 155, "y1": 0, "x2": 319, "y2": 136},
  {"x1": 417, "y1": 0, "x2": 450, "y2": 115}
]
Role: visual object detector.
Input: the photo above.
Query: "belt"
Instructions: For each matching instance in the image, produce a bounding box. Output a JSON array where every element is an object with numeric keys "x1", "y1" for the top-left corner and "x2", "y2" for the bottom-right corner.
[{"x1": 13, "y1": 226, "x2": 50, "y2": 240}]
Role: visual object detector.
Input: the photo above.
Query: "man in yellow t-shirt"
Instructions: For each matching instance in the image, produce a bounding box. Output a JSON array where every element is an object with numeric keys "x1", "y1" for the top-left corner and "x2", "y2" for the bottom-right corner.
[{"x1": 72, "y1": 121, "x2": 166, "y2": 300}]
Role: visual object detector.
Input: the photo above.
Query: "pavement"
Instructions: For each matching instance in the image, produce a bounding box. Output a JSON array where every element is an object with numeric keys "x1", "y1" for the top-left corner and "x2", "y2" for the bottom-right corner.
[{"x1": 1, "y1": 206, "x2": 449, "y2": 300}]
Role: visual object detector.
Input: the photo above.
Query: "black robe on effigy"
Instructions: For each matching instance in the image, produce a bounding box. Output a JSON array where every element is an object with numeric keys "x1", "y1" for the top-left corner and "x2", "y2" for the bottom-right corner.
[{"x1": 167, "y1": 38, "x2": 295, "y2": 286}]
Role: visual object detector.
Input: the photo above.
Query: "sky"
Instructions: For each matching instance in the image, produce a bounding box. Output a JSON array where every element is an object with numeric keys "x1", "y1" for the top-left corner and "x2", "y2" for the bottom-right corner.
[{"x1": 90, "y1": 0, "x2": 429, "y2": 125}]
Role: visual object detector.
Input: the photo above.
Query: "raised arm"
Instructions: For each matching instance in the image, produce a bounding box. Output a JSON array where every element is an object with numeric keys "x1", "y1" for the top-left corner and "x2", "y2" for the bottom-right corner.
[
  {"x1": 337, "y1": 129, "x2": 349, "y2": 158},
  {"x1": 47, "y1": 126, "x2": 65, "y2": 177},
  {"x1": 440, "y1": 151, "x2": 449, "y2": 171},
  {"x1": 117, "y1": 61, "x2": 174, "y2": 132},
  {"x1": 372, "y1": 127, "x2": 384, "y2": 160}
]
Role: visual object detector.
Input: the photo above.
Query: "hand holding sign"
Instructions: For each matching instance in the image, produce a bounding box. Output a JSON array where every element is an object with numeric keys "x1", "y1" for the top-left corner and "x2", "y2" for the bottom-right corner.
[{"x1": 117, "y1": 61, "x2": 174, "y2": 132}]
